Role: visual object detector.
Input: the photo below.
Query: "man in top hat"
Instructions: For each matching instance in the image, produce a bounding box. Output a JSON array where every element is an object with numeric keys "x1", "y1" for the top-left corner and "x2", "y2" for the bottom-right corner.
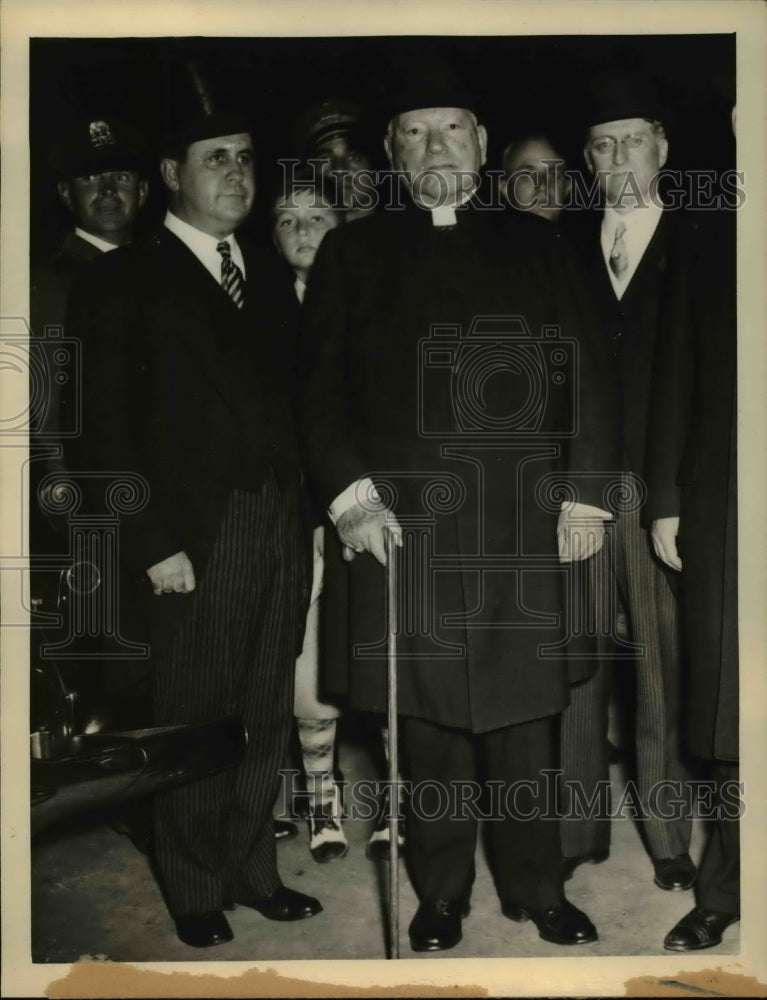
[
  {"x1": 298, "y1": 57, "x2": 618, "y2": 952},
  {"x1": 559, "y1": 71, "x2": 695, "y2": 892},
  {"x1": 63, "y1": 104, "x2": 321, "y2": 948}
]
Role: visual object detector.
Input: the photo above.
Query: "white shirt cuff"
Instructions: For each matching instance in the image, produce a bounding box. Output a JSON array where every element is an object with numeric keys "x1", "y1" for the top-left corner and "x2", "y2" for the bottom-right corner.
[
  {"x1": 560, "y1": 500, "x2": 612, "y2": 519},
  {"x1": 328, "y1": 477, "x2": 380, "y2": 525}
]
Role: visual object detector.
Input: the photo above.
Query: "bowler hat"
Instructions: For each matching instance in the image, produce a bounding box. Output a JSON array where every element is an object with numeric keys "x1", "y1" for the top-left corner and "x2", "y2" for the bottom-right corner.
[
  {"x1": 51, "y1": 116, "x2": 147, "y2": 179},
  {"x1": 584, "y1": 70, "x2": 669, "y2": 128}
]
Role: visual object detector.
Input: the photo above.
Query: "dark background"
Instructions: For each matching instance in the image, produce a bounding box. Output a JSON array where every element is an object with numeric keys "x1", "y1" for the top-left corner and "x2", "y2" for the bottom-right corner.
[{"x1": 30, "y1": 33, "x2": 735, "y2": 261}]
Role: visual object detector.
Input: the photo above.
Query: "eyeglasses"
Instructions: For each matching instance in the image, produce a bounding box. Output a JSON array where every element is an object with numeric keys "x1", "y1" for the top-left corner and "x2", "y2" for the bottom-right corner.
[{"x1": 588, "y1": 133, "x2": 652, "y2": 156}]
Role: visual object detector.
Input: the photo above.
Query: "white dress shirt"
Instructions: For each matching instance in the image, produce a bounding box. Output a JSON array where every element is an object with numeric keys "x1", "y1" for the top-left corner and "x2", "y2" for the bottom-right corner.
[
  {"x1": 163, "y1": 211, "x2": 246, "y2": 284},
  {"x1": 600, "y1": 201, "x2": 663, "y2": 300},
  {"x1": 74, "y1": 227, "x2": 121, "y2": 254}
]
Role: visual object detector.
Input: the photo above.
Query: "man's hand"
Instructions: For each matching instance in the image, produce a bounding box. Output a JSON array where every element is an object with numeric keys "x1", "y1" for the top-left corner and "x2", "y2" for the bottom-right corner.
[
  {"x1": 557, "y1": 504, "x2": 610, "y2": 563},
  {"x1": 146, "y1": 551, "x2": 196, "y2": 595},
  {"x1": 651, "y1": 516, "x2": 682, "y2": 571},
  {"x1": 336, "y1": 502, "x2": 403, "y2": 566}
]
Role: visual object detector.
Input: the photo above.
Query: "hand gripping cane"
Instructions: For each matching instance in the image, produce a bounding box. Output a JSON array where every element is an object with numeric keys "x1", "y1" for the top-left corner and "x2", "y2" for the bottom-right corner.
[{"x1": 386, "y1": 529, "x2": 400, "y2": 959}]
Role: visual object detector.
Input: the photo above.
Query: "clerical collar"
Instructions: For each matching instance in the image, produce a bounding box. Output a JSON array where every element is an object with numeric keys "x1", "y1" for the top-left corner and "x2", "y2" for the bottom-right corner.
[{"x1": 418, "y1": 185, "x2": 477, "y2": 227}]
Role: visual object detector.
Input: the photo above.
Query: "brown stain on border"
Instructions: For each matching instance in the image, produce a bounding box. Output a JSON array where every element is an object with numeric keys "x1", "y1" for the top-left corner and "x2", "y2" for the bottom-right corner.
[
  {"x1": 624, "y1": 968, "x2": 767, "y2": 998},
  {"x1": 45, "y1": 962, "x2": 488, "y2": 999}
]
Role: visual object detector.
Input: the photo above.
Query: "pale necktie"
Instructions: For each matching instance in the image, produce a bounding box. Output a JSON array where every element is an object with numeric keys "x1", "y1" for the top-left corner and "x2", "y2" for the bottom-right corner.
[
  {"x1": 609, "y1": 221, "x2": 628, "y2": 279},
  {"x1": 216, "y1": 241, "x2": 245, "y2": 309}
]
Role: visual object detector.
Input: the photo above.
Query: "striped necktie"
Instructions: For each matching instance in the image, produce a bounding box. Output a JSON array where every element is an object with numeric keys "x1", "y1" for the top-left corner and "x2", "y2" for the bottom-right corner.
[
  {"x1": 216, "y1": 240, "x2": 245, "y2": 309},
  {"x1": 609, "y1": 221, "x2": 628, "y2": 278}
]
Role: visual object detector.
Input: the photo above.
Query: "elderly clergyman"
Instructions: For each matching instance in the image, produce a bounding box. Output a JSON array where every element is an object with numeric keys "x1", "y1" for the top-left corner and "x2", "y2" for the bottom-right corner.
[{"x1": 299, "y1": 58, "x2": 618, "y2": 953}]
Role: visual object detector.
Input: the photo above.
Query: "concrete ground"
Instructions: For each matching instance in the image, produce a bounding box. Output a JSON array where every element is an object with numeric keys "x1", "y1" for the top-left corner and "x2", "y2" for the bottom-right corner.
[{"x1": 31, "y1": 730, "x2": 740, "y2": 964}]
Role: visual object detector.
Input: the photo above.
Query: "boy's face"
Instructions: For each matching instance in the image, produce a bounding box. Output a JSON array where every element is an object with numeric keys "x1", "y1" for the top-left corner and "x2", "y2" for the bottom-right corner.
[{"x1": 272, "y1": 188, "x2": 340, "y2": 280}]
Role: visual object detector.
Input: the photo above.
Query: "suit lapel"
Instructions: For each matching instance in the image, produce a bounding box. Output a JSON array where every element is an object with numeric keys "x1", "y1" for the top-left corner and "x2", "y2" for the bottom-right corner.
[
  {"x1": 153, "y1": 229, "x2": 266, "y2": 428},
  {"x1": 618, "y1": 211, "x2": 670, "y2": 311}
]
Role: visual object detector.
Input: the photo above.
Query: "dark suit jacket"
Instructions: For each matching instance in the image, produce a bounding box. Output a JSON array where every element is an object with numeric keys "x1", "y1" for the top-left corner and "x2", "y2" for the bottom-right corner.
[
  {"x1": 63, "y1": 227, "x2": 300, "y2": 583},
  {"x1": 31, "y1": 232, "x2": 103, "y2": 339},
  {"x1": 644, "y1": 212, "x2": 737, "y2": 761},
  {"x1": 570, "y1": 209, "x2": 689, "y2": 478},
  {"x1": 299, "y1": 200, "x2": 619, "y2": 733}
]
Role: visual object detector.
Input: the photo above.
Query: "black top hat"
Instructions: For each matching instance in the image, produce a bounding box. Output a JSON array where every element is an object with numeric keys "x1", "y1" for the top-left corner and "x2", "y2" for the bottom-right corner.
[
  {"x1": 584, "y1": 70, "x2": 668, "y2": 129},
  {"x1": 51, "y1": 116, "x2": 147, "y2": 179},
  {"x1": 161, "y1": 59, "x2": 251, "y2": 155}
]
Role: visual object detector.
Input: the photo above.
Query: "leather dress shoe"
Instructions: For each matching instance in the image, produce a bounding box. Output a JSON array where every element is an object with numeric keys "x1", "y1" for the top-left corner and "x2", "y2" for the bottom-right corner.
[
  {"x1": 502, "y1": 898, "x2": 598, "y2": 945},
  {"x1": 234, "y1": 886, "x2": 322, "y2": 921},
  {"x1": 562, "y1": 849, "x2": 609, "y2": 881},
  {"x1": 664, "y1": 905, "x2": 739, "y2": 951},
  {"x1": 652, "y1": 852, "x2": 696, "y2": 891},
  {"x1": 174, "y1": 910, "x2": 233, "y2": 948},
  {"x1": 408, "y1": 899, "x2": 470, "y2": 952},
  {"x1": 274, "y1": 819, "x2": 299, "y2": 841}
]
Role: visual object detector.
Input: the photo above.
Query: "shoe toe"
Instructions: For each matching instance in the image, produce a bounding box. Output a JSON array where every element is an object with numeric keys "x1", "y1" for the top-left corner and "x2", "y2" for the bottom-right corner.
[
  {"x1": 174, "y1": 911, "x2": 233, "y2": 948},
  {"x1": 653, "y1": 853, "x2": 696, "y2": 891}
]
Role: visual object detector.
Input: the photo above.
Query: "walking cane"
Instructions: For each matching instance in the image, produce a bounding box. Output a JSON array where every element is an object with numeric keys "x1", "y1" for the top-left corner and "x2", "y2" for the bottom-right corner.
[{"x1": 386, "y1": 528, "x2": 400, "y2": 959}]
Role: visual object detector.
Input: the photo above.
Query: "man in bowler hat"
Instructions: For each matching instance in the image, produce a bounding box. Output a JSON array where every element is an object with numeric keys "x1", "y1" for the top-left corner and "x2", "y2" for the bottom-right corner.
[
  {"x1": 559, "y1": 70, "x2": 695, "y2": 892},
  {"x1": 299, "y1": 57, "x2": 618, "y2": 952},
  {"x1": 63, "y1": 103, "x2": 321, "y2": 948}
]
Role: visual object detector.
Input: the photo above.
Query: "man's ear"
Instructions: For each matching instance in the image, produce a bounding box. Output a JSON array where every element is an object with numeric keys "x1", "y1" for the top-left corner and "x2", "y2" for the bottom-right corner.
[
  {"x1": 137, "y1": 179, "x2": 149, "y2": 208},
  {"x1": 476, "y1": 124, "x2": 488, "y2": 167},
  {"x1": 57, "y1": 180, "x2": 73, "y2": 212},
  {"x1": 583, "y1": 147, "x2": 595, "y2": 175},
  {"x1": 657, "y1": 135, "x2": 669, "y2": 170},
  {"x1": 160, "y1": 158, "x2": 180, "y2": 192},
  {"x1": 383, "y1": 133, "x2": 393, "y2": 168}
]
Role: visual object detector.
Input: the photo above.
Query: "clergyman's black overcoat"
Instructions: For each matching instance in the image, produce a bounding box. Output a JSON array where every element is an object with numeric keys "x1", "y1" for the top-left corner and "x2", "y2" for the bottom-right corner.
[{"x1": 299, "y1": 201, "x2": 619, "y2": 735}]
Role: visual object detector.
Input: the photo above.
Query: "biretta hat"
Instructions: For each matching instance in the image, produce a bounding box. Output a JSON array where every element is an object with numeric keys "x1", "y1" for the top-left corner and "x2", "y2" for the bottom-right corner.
[{"x1": 379, "y1": 49, "x2": 480, "y2": 128}]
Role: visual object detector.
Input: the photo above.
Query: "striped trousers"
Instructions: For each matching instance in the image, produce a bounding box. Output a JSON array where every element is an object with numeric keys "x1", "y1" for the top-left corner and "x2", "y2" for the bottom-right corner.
[
  {"x1": 151, "y1": 476, "x2": 304, "y2": 916},
  {"x1": 560, "y1": 506, "x2": 691, "y2": 861}
]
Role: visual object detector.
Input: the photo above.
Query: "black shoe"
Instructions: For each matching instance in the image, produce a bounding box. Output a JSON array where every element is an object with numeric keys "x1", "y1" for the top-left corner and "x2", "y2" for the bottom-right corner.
[
  {"x1": 664, "y1": 905, "x2": 739, "y2": 951},
  {"x1": 502, "y1": 898, "x2": 598, "y2": 945},
  {"x1": 174, "y1": 911, "x2": 233, "y2": 948},
  {"x1": 234, "y1": 886, "x2": 323, "y2": 921},
  {"x1": 562, "y1": 849, "x2": 609, "y2": 881},
  {"x1": 274, "y1": 819, "x2": 299, "y2": 841},
  {"x1": 408, "y1": 899, "x2": 470, "y2": 952},
  {"x1": 652, "y1": 852, "x2": 696, "y2": 891}
]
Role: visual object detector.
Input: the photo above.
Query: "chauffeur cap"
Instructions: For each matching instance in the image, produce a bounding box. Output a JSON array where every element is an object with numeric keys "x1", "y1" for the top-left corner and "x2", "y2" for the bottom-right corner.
[
  {"x1": 51, "y1": 116, "x2": 147, "y2": 179},
  {"x1": 291, "y1": 98, "x2": 363, "y2": 155}
]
